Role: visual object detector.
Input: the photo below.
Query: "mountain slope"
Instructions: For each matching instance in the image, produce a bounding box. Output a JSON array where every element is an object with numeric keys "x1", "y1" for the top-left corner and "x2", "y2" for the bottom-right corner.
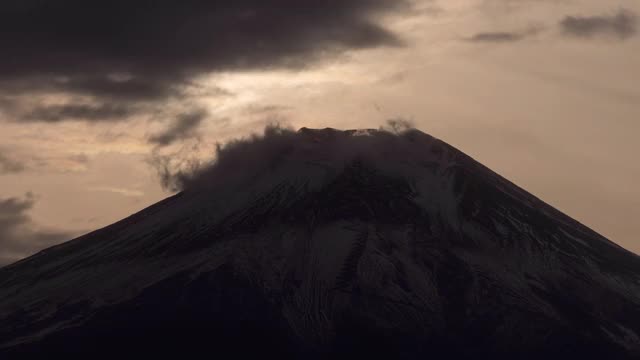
[{"x1": 1, "y1": 127, "x2": 639, "y2": 359}]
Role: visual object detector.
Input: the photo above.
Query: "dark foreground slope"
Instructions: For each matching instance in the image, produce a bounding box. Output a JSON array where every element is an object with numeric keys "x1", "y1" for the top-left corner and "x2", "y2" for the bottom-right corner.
[{"x1": 1, "y1": 127, "x2": 639, "y2": 359}]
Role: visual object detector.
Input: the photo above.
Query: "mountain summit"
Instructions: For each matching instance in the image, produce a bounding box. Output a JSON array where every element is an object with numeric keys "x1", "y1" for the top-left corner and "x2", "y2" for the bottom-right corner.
[{"x1": 1, "y1": 127, "x2": 639, "y2": 359}]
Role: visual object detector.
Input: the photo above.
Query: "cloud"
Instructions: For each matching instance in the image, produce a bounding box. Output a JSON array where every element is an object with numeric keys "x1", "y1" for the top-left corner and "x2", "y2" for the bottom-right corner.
[
  {"x1": 0, "y1": 150, "x2": 93, "y2": 175},
  {"x1": 153, "y1": 120, "x2": 428, "y2": 192},
  {"x1": 0, "y1": 1, "x2": 408, "y2": 123},
  {"x1": 0, "y1": 152, "x2": 25, "y2": 174},
  {"x1": 466, "y1": 27, "x2": 541, "y2": 43},
  {"x1": 149, "y1": 109, "x2": 208, "y2": 147},
  {"x1": 560, "y1": 9, "x2": 637, "y2": 40},
  {"x1": 0, "y1": 193, "x2": 75, "y2": 266},
  {"x1": 243, "y1": 104, "x2": 294, "y2": 116},
  {"x1": 21, "y1": 103, "x2": 138, "y2": 123},
  {"x1": 468, "y1": 32, "x2": 527, "y2": 43}
]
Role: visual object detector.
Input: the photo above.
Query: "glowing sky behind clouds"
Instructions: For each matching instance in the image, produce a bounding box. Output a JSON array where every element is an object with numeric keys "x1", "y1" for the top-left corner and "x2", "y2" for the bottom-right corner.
[{"x1": 1, "y1": 0, "x2": 639, "y2": 264}]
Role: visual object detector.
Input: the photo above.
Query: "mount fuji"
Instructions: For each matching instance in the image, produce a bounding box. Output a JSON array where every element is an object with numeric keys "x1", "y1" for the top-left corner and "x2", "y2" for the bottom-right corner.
[{"x1": 1, "y1": 127, "x2": 639, "y2": 359}]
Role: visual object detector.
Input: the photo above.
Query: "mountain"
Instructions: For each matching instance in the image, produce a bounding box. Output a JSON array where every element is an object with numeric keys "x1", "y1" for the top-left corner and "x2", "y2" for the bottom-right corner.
[{"x1": 1, "y1": 127, "x2": 639, "y2": 359}]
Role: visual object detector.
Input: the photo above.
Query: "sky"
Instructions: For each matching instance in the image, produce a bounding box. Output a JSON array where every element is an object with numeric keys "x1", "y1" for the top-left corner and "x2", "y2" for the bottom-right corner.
[{"x1": 0, "y1": 0, "x2": 639, "y2": 265}]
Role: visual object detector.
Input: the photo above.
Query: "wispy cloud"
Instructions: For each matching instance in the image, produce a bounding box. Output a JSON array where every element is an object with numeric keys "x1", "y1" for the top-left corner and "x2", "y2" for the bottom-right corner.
[
  {"x1": 21, "y1": 103, "x2": 139, "y2": 123},
  {"x1": 148, "y1": 109, "x2": 208, "y2": 147},
  {"x1": 466, "y1": 27, "x2": 542, "y2": 43},
  {"x1": 0, "y1": 151, "x2": 25, "y2": 174},
  {"x1": 0, "y1": 193, "x2": 76, "y2": 266},
  {"x1": 89, "y1": 186, "x2": 145, "y2": 198}
]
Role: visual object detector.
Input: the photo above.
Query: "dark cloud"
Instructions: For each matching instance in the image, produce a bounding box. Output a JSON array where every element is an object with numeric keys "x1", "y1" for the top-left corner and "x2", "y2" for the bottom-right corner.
[
  {"x1": 560, "y1": 9, "x2": 637, "y2": 39},
  {"x1": 468, "y1": 32, "x2": 526, "y2": 43},
  {"x1": 21, "y1": 103, "x2": 138, "y2": 123},
  {"x1": 0, "y1": 152, "x2": 25, "y2": 174},
  {"x1": 466, "y1": 27, "x2": 541, "y2": 43},
  {"x1": 149, "y1": 143, "x2": 206, "y2": 191},
  {"x1": 149, "y1": 109, "x2": 208, "y2": 147},
  {"x1": 0, "y1": 1, "x2": 407, "y2": 123},
  {"x1": 0, "y1": 193, "x2": 75, "y2": 266}
]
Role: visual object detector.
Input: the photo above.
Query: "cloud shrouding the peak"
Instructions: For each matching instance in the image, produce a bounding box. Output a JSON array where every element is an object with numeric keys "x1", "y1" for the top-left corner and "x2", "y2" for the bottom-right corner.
[{"x1": 153, "y1": 120, "x2": 426, "y2": 192}]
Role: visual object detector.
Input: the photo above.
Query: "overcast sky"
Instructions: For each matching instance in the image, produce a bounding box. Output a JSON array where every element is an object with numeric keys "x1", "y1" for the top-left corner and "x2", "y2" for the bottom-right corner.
[{"x1": 1, "y1": 0, "x2": 639, "y2": 265}]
